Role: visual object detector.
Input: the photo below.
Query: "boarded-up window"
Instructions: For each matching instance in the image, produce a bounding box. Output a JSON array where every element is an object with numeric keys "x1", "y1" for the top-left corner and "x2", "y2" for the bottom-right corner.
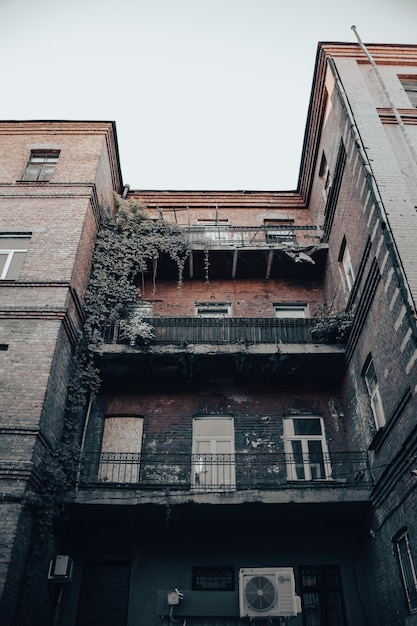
[
  {"x1": 99, "y1": 417, "x2": 143, "y2": 483},
  {"x1": 76, "y1": 562, "x2": 131, "y2": 626}
]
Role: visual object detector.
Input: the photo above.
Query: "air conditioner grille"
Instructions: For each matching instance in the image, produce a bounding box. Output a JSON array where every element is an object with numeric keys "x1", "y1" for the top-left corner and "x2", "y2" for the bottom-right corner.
[{"x1": 245, "y1": 575, "x2": 276, "y2": 611}]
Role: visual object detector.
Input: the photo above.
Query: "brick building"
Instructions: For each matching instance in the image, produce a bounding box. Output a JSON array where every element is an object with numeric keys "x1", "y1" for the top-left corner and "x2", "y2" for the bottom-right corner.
[{"x1": 1, "y1": 41, "x2": 417, "y2": 626}]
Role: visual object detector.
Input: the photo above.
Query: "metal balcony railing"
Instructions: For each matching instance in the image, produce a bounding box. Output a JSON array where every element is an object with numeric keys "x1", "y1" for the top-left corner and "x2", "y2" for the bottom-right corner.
[
  {"x1": 181, "y1": 225, "x2": 322, "y2": 247},
  {"x1": 101, "y1": 317, "x2": 327, "y2": 345},
  {"x1": 78, "y1": 451, "x2": 372, "y2": 491}
]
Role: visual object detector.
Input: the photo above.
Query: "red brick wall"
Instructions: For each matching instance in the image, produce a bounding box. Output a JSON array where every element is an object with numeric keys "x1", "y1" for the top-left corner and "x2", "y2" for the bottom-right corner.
[{"x1": 142, "y1": 277, "x2": 325, "y2": 318}]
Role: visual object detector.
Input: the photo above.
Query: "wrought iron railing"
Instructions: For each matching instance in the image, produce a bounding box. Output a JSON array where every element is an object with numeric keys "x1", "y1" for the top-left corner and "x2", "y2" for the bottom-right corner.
[
  {"x1": 101, "y1": 317, "x2": 328, "y2": 345},
  {"x1": 78, "y1": 451, "x2": 372, "y2": 491},
  {"x1": 181, "y1": 225, "x2": 322, "y2": 247}
]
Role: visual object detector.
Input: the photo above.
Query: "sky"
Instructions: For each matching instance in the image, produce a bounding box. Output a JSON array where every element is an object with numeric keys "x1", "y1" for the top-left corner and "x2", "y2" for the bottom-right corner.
[{"x1": 0, "y1": 0, "x2": 416, "y2": 191}]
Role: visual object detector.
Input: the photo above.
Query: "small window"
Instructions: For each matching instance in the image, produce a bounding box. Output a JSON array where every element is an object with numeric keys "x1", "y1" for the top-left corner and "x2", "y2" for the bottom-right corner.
[
  {"x1": 195, "y1": 302, "x2": 232, "y2": 318},
  {"x1": 22, "y1": 150, "x2": 59, "y2": 182},
  {"x1": 399, "y1": 78, "x2": 417, "y2": 108},
  {"x1": 274, "y1": 303, "x2": 309, "y2": 319},
  {"x1": 192, "y1": 566, "x2": 235, "y2": 591},
  {"x1": 264, "y1": 220, "x2": 296, "y2": 245},
  {"x1": 393, "y1": 529, "x2": 417, "y2": 613},
  {"x1": 363, "y1": 357, "x2": 385, "y2": 429},
  {"x1": 0, "y1": 235, "x2": 30, "y2": 279},
  {"x1": 283, "y1": 416, "x2": 331, "y2": 481}
]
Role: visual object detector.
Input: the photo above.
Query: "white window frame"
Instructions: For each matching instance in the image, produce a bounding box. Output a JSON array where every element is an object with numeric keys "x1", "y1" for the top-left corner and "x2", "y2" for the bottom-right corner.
[
  {"x1": 0, "y1": 236, "x2": 30, "y2": 280},
  {"x1": 273, "y1": 303, "x2": 309, "y2": 319},
  {"x1": 341, "y1": 243, "x2": 355, "y2": 292},
  {"x1": 22, "y1": 150, "x2": 60, "y2": 182},
  {"x1": 364, "y1": 359, "x2": 386, "y2": 429},
  {"x1": 192, "y1": 416, "x2": 235, "y2": 492},
  {"x1": 319, "y1": 152, "x2": 332, "y2": 200},
  {"x1": 195, "y1": 302, "x2": 232, "y2": 318},
  {"x1": 98, "y1": 416, "x2": 144, "y2": 484},
  {"x1": 394, "y1": 529, "x2": 417, "y2": 613},
  {"x1": 399, "y1": 77, "x2": 417, "y2": 108},
  {"x1": 283, "y1": 416, "x2": 332, "y2": 481}
]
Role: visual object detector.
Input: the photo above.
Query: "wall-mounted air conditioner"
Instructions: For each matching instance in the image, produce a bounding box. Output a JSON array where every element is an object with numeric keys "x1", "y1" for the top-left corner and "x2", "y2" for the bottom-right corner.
[
  {"x1": 239, "y1": 567, "x2": 301, "y2": 618},
  {"x1": 48, "y1": 555, "x2": 73, "y2": 582}
]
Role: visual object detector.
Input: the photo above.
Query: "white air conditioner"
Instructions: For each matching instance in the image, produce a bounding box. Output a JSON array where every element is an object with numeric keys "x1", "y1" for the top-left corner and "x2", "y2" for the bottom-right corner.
[
  {"x1": 239, "y1": 567, "x2": 301, "y2": 618},
  {"x1": 48, "y1": 555, "x2": 73, "y2": 582}
]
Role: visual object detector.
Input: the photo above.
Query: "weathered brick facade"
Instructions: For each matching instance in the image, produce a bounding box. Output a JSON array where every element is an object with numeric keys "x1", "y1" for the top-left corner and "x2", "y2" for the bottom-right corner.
[
  {"x1": 0, "y1": 122, "x2": 122, "y2": 624},
  {"x1": 1, "y1": 43, "x2": 417, "y2": 626}
]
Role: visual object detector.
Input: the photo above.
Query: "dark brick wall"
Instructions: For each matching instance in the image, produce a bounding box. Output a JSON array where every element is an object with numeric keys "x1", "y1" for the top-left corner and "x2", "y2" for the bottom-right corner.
[
  {"x1": 84, "y1": 388, "x2": 348, "y2": 460},
  {"x1": 0, "y1": 121, "x2": 120, "y2": 625}
]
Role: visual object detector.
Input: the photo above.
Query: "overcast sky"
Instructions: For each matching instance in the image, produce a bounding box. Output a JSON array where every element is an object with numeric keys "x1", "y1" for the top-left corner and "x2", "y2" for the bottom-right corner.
[{"x1": 1, "y1": 0, "x2": 416, "y2": 190}]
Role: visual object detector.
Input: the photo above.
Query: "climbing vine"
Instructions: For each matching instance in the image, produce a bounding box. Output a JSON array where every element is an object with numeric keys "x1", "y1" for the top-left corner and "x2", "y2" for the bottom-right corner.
[{"x1": 16, "y1": 195, "x2": 191, "y2": 624}]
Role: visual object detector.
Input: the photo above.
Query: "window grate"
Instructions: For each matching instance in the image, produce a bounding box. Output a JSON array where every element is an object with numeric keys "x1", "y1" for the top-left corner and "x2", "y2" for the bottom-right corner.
[{"x1": 192, "y1": 566, "x2": 235, "y2": 591}]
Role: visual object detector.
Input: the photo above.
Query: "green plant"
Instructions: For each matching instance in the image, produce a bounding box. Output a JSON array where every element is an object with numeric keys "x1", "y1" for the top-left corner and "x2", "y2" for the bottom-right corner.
[
  {"x1": 119, "y1": 309, "x2": 155, "y2": 344},
  {"x1": 16, "y1": 194, "x2": 192, "y2": 621},
  {"x1": 311, "y1": 304, "x2": 354, "y2": 344}
]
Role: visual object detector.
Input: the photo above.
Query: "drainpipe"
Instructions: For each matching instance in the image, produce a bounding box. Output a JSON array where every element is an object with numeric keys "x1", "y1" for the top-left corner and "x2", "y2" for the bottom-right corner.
[
  {"x1": 327, "y1": 57, "x2": 417, "y2": 336},
  {"x1": 75, "y1": 394, "x2": 94, "y2": 490},
  {"x1": 351, "y1": 25, "x2": 417, "y2": 168}
]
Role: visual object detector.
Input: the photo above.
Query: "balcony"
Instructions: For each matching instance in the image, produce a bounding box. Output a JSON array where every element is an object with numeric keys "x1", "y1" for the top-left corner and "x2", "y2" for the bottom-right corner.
[
  {"x1": 76, "y1": 451, "x2": 372, "y2": 506},
  {"x1": 156, "y1": 225, "x2": 327, "y2": 279},
  {"x1": 102, "y1": 317, "x2": 326, "y2": 345},
  {"x1": 96, "y1": 317, "x2": 346, "y2": 389}
]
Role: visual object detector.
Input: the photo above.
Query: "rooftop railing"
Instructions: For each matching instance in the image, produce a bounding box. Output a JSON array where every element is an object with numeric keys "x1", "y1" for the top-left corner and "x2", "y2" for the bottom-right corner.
[
  {"x1": 78, "y1": 451, "x2": 372, "y2": 491},
  {"x1": 101, "y1": 317, "x2": 329, "y2": 345},
  {"x1": 181, "y1": 225, "x2": 322, "y2": 247}
]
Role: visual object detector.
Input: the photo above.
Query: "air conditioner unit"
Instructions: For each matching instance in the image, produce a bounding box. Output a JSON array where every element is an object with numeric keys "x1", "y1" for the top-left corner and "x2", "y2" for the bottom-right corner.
[
  {"x1": 239, "y1": 567, "x2": 301, "y2": 618},
  {"x1": 48, "y1": 555, "x2": 73, "y2": 582}
]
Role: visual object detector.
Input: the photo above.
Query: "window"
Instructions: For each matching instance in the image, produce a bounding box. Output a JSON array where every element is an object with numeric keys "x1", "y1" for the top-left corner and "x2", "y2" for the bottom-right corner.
[
  {"x1": 274, "y1": 303, "x2": 309, "y2": 318},
  {"x1": 319, "y1": 151, "x2": 332, "y2": 200},
  {"x1": 283, "y1": 416, "x2": 331, "y2": 481},
  {"x1": 192, "y1": 417, "x2": 235, "y2": 492},
  {"x1": 0, "y1": 236, "x2": 30, "y2": 279},
  {"x1": 399, "y1": 78, "x2": 417, "y2": 108},
  {"x1": 339, "y1": 238, "x2": 355, "y2": 293},
  {"x1": 197, "y1": 219, "x2": 230, "y2": 243},
  {"x1": 264, "y1": 220, "x2": 296, "y2": 245},
  {"x1": 299, "y1": 565, "x2": 346, "y2": 626},
  {"x1": 324, "y1": 140, "x2": 347, "y2": 238},
  {"x1": 98, "y1": 416, "x2": 144, "y2": 483},
  {"x1": 195, "y1": 302, "x2": 232, "y2": 318},
  {"x1": 192, "y1": 566, "x2": 235, "y2": 591},
  {"x1": 393, "y1": 529, "x2": 417, "y2": 613},
  {"x1": 22, "y1": 150, "x2": 59, "y2": 182},
  {"x1": 363, "y1": 356, "x2": 385, "y2": 429}
]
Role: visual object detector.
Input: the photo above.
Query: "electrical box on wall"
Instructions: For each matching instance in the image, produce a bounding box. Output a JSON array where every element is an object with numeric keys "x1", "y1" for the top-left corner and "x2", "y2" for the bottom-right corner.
[{"x1": 48, "y1": 555, "x2": 73, "y2": 582}]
